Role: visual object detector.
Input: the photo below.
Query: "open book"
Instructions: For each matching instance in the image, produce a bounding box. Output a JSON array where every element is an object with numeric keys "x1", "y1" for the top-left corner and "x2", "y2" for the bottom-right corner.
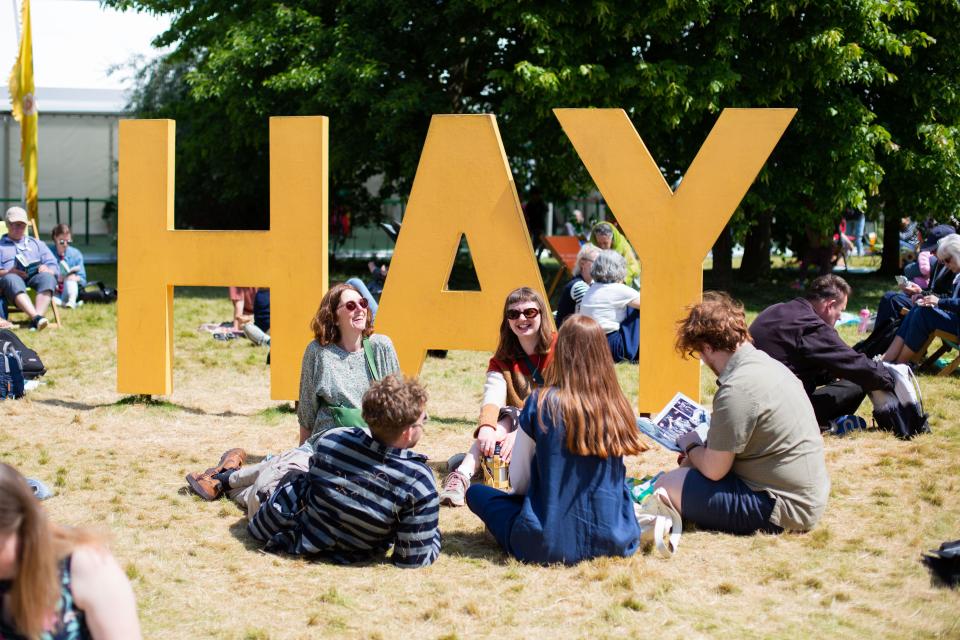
[
  {"x1": 636, "y1": 392, "x2": 710, "y2": 452},
  {"x1": 59, "y1": 260, "x2": 80, "y2": 277},
  {"x1": 15, "y1": 254, "x2": 40, "y2": 278}
]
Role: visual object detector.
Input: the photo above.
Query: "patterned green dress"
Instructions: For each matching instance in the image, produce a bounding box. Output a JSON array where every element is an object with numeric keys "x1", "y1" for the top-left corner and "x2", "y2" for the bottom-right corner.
[{"x1": 0, "y1": 557, "x2": 90, "y2": 640}]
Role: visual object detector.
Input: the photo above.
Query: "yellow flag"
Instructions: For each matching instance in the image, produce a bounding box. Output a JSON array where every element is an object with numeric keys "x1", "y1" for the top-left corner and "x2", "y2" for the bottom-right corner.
[{"x1": 8, "y1": 0, "x2": 38, "y2": 225}]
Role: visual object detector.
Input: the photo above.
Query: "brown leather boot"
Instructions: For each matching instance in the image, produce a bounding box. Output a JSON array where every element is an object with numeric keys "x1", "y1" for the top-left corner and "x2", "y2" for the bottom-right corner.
[
  {"x1": 215, "y1": 448, "x2": 246, "y2": 473},
  {"x1": 185, "y1": 471, "x2": 222, "y2": 501}
]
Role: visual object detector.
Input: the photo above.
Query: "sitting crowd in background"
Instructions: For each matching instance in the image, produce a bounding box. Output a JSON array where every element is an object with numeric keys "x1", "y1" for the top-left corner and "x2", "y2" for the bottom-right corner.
[{"x1": 883, "y1": 233, "x2": 960, "y2": 365}]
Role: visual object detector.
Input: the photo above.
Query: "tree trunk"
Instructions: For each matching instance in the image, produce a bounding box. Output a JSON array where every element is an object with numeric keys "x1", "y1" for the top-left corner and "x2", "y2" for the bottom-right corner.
[
  {"x1": 739, "y1": 209, "x2": 773, "y2": 280},
  {"x1": 880, "y1": 211, "x2": 902, "y2": 276},
  {"x1": 710, "y1": 223, "x2": 733, "y2": 287}
]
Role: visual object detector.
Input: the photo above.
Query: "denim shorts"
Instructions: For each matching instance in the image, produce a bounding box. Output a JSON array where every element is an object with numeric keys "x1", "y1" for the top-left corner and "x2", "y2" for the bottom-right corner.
[{"x1": 681, "y1": 469, "x2": 783, "y2": 535}]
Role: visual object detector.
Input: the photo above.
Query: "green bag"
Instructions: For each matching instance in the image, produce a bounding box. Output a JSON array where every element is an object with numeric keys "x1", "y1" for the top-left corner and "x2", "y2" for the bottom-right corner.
[{"x1": 326, "y1": 339, "x2": 381, "y2": 429}]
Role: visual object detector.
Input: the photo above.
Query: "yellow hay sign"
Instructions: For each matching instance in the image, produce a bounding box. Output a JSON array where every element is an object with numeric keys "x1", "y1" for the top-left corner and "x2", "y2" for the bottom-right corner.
[{"x1": 117, "y1": 109, "x2": 794, "y2": 409}]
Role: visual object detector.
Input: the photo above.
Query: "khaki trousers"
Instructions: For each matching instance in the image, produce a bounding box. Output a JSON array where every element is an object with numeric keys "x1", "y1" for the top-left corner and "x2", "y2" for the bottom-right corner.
[{"x1": 226, "y1": 446, "x2": 312, "y2": 520}]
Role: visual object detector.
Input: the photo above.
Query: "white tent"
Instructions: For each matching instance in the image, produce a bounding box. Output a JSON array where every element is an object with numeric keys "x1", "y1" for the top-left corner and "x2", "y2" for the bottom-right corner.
[{"x1": 1, "y1": 0, "x2": 168, "y2": 236}]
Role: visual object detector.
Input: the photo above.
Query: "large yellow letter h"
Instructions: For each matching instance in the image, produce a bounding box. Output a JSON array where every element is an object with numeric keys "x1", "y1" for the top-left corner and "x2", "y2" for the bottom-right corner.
[{"x1": 116, "y1": 117, "x2": 328, "y2": 400}]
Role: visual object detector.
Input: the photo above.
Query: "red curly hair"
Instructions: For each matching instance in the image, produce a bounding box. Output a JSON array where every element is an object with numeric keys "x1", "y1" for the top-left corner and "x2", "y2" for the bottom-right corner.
[{"x1": 675, "y1": 291, "x2": 751, "y2": 359}]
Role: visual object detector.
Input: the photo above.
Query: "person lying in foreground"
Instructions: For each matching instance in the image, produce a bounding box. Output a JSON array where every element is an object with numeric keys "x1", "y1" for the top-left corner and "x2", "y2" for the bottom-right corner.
[
  {"x1": 656, "y1": 292, "x2": 830, "y2": 534},
  {"x1": 0, "y1": 463, "x2": 142, "y2": 639},
  {"x1": 466, "y1": 314, "x2": 648, "y2": 565},
  {"x1": 248, "y1": 374, "x2": 441, "y2": 568}
]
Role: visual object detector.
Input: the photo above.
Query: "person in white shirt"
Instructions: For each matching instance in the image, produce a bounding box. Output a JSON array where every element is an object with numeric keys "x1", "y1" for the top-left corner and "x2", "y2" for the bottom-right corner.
[{"x1": 579, "y1": 250, "x2": 641, "y2": 362}]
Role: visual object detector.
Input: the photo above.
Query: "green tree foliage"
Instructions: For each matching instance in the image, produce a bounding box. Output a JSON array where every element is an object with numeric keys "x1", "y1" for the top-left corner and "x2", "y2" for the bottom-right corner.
[{"x1": 112, "y1": 0, "x2": 960, "y2": 279}]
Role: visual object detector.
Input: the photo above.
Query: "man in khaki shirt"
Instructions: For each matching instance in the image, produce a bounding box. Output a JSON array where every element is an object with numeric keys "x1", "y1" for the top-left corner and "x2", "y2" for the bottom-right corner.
[{"x1": 656, "y1": 293, "x2": 830, "y2": 533}]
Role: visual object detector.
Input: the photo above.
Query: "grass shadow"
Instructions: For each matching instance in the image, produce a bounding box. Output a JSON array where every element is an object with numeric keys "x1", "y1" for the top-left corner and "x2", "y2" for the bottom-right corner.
[
  {"x1": 440, "y1": 529, "x2": 507, "y2": 564},
  {"x1": 228, "y1": 516, "x2": 264, "y2": 552},
  {"x1": 33, "y1": 398, "x2": 112, "y2": 411},
  {"x1": 112, "y1": 396, "x2": 252, "y2": 418}
]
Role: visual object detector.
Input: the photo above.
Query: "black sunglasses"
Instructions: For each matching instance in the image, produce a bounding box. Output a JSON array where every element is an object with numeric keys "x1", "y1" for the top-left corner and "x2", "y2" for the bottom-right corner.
[{"x1": 507, "y1": 308, "x2": 540, "y2": 320}]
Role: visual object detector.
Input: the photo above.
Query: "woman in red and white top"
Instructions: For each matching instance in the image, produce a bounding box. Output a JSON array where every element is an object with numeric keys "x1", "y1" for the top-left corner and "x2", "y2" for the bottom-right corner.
[{"x1": 439, "y1": 287, "x2": 556, "y2": 507}]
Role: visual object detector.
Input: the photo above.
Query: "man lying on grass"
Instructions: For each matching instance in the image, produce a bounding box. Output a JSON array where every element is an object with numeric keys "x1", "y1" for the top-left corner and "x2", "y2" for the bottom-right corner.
[
  {"x1": 655, "y1": 292, "x2": 831, "y2": 535},
  {"x1": 248, "y1": 374, "x2": 441, "y2": 568}
]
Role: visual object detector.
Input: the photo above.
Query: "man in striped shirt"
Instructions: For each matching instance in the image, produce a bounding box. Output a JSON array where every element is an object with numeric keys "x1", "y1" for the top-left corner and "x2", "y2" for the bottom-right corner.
[{"x1": 248, "y1": 374, "x2": 441, "y2": 568}]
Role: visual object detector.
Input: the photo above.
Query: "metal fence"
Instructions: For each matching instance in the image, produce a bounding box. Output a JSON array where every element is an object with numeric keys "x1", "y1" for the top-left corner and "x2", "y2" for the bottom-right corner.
[{"x1": 0, "y1": 196, "x2": 114, "y2": 244}]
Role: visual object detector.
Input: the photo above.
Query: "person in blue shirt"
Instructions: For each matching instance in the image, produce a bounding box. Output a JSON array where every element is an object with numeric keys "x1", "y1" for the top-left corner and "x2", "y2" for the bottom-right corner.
[
  {"x1": 48, "y1": 224, "x2": 87, "y2": 309},
  {"x1": 883, "y1": 233, "x2": 960, "y2": 364},
  {"x1": 465, "y1": 313, "x2": 649, "y2": 565},
  {"x1": 0, "y1": 206, "x2": 57, "y2": 330}
]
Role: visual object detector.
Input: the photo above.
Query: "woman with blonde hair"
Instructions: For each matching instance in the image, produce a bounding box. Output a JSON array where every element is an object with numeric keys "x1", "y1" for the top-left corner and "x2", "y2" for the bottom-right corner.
[
  {"x1": 465, "y1": 314, "x2": 648, "y2": 564},
  {"x1": 0, "y1": 463, "x2": 141, "y2": 639}
]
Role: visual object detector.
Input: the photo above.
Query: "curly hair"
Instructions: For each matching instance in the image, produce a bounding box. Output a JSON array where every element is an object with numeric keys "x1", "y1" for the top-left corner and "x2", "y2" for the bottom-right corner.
[
  {"x1": 362, "y1": 374, "x2": 428, "y2": 442},
  {"x1": 309, "y1": 283, "x2": 374, "y2": 345},
  {"x1": 675, "y1": 291, "x2": 751, "y2": 358}
]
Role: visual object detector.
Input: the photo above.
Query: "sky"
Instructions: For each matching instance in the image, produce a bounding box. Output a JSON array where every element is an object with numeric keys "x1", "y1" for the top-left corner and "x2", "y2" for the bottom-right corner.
[{"x1": 0, "y1": 0, "x2": 171, "y2": 91}]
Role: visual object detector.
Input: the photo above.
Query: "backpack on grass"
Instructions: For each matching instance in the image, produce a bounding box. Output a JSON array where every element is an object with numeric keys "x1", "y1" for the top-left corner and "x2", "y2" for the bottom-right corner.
[
  {"x1": 78, "y1": 281, "x2": 117, "y2": 304},
  {"x1": 0, "y1": 329, "x2": 45, "y2": 380},
  {"x1": 869, "y1": 362, "x2": 930, "y2": 440},
  {"x1": 0, "y1": 342, "x2": 25, "y2": 399}
]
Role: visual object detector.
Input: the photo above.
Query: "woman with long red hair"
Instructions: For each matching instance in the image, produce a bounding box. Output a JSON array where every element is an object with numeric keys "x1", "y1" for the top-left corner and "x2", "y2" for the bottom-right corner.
[
  {"x1": 466, "y1": 314, "x2": 648, "y2": 564},
  {"x1": 0, "y1": 463, "x2": 142, "y2": 639}
]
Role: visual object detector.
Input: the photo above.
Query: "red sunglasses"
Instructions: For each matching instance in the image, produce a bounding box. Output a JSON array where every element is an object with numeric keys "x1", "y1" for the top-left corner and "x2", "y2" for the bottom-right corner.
[
  {"x1": 507, "y1": 307, "x2": 540, "y2": 320},
  {"x1": 338, "y1": 298, "x2": 369, "y2": 312}
]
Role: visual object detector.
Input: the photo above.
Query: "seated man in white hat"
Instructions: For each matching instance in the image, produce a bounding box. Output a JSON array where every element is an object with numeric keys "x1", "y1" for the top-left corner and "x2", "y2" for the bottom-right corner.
[{"x1": 0, "y1": 206, "x2": 58, "y2": 330}]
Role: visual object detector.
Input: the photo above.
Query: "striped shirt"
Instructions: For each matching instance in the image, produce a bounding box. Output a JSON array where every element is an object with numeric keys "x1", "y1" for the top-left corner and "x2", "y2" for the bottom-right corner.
[{"x1": 248, "y1": 427, "x2": 441, "y2": 568}]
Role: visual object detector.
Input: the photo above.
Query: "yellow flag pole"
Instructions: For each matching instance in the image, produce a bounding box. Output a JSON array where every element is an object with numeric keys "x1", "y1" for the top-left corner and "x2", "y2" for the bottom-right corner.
[{"x1": 8, "y1": 0, "x2": 39, "y2": 226}]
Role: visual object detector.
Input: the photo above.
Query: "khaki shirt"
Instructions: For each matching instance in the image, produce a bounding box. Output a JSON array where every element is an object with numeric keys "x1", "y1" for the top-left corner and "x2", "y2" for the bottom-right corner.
[{"x1": 709, "y1": 343, "x2": 830, "y2": 531}]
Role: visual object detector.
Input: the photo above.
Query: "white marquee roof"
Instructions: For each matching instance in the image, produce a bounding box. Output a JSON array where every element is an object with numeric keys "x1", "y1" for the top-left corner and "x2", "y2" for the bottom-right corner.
[{"x1": 0, "y1": 0, "x2": 169, "y2": 115}]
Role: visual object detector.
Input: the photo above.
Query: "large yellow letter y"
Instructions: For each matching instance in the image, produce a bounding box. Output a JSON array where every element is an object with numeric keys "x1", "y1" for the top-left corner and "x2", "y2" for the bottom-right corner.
[{"x1": 555, "y1": 108, "x2": 795, "y2": 413}]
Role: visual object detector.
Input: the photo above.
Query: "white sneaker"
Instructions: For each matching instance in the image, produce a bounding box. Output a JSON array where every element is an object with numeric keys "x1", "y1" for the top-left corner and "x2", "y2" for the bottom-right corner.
[
  {"x1": 52, "y1": 297, "x2": 62, "y2": 306},
  {"x1": 64, "y1": 300, "x2": 77, "y2": 309},
  {"x1": 439, "y1": 471, "x2": 470, "y2": 507}
]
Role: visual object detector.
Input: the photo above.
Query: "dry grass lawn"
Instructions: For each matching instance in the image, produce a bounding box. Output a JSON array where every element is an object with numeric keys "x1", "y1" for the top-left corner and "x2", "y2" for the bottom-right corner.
[{"x1": 3, "y1": 276, "x2": 959, "y2": 639}]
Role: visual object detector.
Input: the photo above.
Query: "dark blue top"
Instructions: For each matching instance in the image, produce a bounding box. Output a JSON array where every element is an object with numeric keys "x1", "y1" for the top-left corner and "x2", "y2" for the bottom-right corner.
[
  {"x1": 554, "y1": 276, "x2": 583, "y2": 327},
  {"x1": 937, "y1": 297, "x2": 960, "y2": 314},
  {"x1": 509, "y1": 389, "x2": 640, "y2": 565}
]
